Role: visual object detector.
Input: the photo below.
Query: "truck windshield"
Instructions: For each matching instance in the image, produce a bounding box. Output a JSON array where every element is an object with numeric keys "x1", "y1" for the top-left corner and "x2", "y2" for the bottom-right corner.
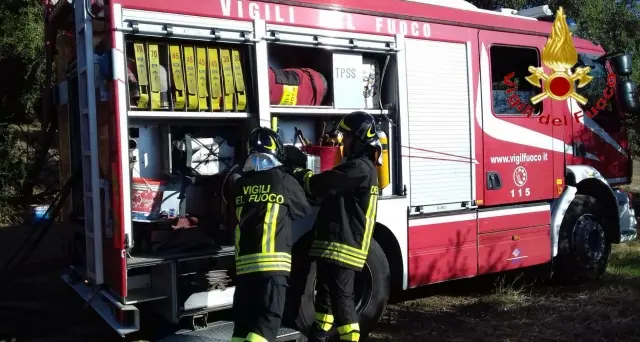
[{"x1": 574, "y1": 54, "x2": 614, "y2": 113}]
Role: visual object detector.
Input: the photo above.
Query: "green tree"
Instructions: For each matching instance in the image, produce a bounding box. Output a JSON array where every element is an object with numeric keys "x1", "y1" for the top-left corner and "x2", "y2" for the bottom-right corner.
[
  {"x1": 0, "y1": 0, "x2": 47, "y2": 223},
  {"x1": 0, "y1": 0, "x2": 45, "y2": 124}
]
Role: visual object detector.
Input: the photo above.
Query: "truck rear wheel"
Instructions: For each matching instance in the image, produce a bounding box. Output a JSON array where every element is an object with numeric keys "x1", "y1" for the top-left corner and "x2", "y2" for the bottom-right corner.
[
  {"x1": 285, "y1": 237, "x2": 390, "y2": 340},
  {"x1": 553, "y1": 194, "x2": 611, "y2": 283}
]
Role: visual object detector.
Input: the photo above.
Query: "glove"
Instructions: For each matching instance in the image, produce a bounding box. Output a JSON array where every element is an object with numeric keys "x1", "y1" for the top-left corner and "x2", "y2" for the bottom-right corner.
[
  {"x1": 283, "y1": 145, "x2": 308, "y2": 171},
  {"x1": 292, "y1": 168, "x2": 313, "y2": 187}
]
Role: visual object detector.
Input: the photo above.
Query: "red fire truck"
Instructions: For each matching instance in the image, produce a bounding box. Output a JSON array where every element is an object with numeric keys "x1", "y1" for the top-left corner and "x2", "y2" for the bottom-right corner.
[{"x1": 47, "y1": 0, "x2": 638, "y2": 340}]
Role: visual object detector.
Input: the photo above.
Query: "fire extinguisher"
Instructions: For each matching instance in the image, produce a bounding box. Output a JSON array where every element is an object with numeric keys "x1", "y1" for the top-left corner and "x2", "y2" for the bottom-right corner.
[{"x1": 377, "y1": 129, "x2": 390, "y2": 190}]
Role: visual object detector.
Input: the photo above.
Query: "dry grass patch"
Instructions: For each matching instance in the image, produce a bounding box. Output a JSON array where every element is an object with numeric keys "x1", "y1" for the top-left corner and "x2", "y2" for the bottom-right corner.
[{"x1": 370, "y1": 240, "x2": 640, "y2": 341}]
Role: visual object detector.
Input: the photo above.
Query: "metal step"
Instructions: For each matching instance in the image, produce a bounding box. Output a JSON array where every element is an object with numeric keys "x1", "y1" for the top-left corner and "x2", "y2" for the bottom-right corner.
[
  {"x1": 127, "y1": 245, "x2": 236, "y2": 269},
  {"x1": 158, "y1": 320, "x2": 302, "y2": 342}
]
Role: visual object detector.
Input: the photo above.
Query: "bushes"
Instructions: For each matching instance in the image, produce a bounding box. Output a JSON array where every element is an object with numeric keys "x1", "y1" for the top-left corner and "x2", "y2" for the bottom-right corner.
[{"x1": 0, "y1": 124, "x2": 28, "y2": 225}]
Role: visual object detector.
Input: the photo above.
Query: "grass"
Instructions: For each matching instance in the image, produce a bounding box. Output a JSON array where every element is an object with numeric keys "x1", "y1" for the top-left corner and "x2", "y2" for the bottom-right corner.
[{"x1": 369, "y1": 240, "x2": 640, "y2": 341}]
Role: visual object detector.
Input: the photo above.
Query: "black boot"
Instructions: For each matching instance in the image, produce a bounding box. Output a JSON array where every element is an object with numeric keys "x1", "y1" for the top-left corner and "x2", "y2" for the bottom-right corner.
[{"x1": 308, "y1": 324, "x2": 332, "y2": 342}]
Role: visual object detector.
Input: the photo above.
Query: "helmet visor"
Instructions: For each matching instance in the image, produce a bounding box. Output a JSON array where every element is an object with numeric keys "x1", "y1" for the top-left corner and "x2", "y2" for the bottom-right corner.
[{"x1": 243, "y1": 152, "x2": 283, "y2": 172}]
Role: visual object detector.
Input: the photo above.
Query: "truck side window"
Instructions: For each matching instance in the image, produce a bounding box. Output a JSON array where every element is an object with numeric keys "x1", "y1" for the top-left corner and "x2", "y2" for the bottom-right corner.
[
  {"x1": 489, "y1": 45, "x2": 543, "y2": 116},
  {"x1": 574, "y1": 55, "x2": 621, "y2": 131}
]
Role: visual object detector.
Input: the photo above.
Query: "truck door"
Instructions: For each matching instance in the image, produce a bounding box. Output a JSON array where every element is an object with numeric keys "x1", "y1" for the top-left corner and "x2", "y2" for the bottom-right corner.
[
  {"x1": 569, "y1": 54, "x2": 631, "y2": 185},
  {"x1": 478, "y1": 31, "x2": 555, "y2": 206}
]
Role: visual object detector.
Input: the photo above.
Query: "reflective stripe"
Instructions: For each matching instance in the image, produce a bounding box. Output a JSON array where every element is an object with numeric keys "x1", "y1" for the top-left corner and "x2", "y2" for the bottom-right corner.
[
  {"x1": 339, "y1": 331, "x2": 360, "y2": 341},
  {"x1": 236, "y1": 261, "x2": 291, "y2": 274},
  {"x1": 310, "y1": 186, "x2": 378, "y2": 261},
  {"x1": 337, "y1": 323, "x2": 360, "y2": 334},
  {"x1": 338, "y1": 323, "x2": 360, "y2": 341},
  {"x1": 246, "y1": 332, "x2": 268, "y2": 342},
  {"x1": 235, "y1": 206, "x2": 242, "y2": 256},
  {"x1": 236, "y1": 252, "x2": 291, "y2": 265},
  {"x1": 303, "y1": 171, "x2": 313, "y2": 194},
  {"x1": 316, "y1": 321, "x2": 332, "y2": 332},
  {"x1": 236, "y1": 252, "x2": 291, "y2": 274},
  {"x1": 362, "y1": 193, "x2": 378, "y2": 252},
  {"x1": 314, "y1": 312, "x2": 334, "y2": 332},
  {"x1": 312, "y1": 241, "x2": 367, "y2": 259},
  {"x1": 261, "y1": 203, "x2": 280, "y2": 253},
  {"x1": 309, "y1": 248, "x2": 366, "y2": 269},
  {"x1": 314, "y1": 312, "x2": 335, "y2": 323}
]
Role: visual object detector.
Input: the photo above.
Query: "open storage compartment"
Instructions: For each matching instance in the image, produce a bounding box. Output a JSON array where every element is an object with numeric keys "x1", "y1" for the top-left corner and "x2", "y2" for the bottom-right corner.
[
  {"x1": 267, "y1": 43, "x2": 399, "y2": 114},
  {"x1": 124, "y1": 37, "x2": 255, "y2": 119},
  {"x1": 126, "y1": 120, "x2": 249, "y2": 260},
  {"x1": 121, "y1": 31, "x2": 257, "y2": 263},
  {"x1": 265, "y1": 26, "x2": 400, "y2": 196}
]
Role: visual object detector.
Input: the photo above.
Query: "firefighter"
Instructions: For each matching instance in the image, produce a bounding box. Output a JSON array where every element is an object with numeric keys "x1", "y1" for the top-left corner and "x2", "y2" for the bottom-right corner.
[
  {"x1": 292, "y1": 111, "x2": 381, "y2": 342},
  {"x1": 231, "y1": 127, "x2": 311, "y2": 342}
]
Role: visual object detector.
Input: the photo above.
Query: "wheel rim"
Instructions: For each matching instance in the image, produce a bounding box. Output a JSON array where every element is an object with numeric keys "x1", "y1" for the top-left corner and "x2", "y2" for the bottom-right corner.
[{"x1": 573, "y1": 214, "x2": 606, "y2": 266}]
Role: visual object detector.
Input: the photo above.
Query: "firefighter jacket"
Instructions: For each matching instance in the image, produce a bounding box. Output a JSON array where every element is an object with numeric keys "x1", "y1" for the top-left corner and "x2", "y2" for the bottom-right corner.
[
  {"x1": 298, "y1": 156, "x2": 379, "y2": 271},
  {"x1": 233, "y1": 166, "x2": 311, "y2": 276}
]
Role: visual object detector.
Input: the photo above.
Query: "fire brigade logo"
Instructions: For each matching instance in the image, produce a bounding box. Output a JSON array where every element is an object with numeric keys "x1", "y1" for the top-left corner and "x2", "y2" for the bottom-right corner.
[
  {"x1": 525, "y1": 7, "x2": 592, "y2": 105},
  {"x1": 513, "y1": 166, "x2": 528, "y2": 187}
]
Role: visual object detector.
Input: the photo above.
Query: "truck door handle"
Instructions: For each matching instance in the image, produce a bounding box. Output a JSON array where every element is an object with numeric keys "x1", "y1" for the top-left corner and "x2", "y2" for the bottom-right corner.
[
  {"x1": 574, "y1": 141, "x2": 586, "y2": 157},
  {"x1": 486, "y1": 172, "x2": 502, "y2": 190}
]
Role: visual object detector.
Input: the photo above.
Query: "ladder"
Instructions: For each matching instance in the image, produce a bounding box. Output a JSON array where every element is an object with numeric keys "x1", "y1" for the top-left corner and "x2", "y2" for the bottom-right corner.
[{"x1": 74, "y1": 0, "x2": 103, "y2": 284}]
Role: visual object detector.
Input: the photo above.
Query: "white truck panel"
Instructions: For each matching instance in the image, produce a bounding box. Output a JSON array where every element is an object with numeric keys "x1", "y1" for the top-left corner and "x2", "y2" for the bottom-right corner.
[{"x1": 404, "y1": 39, "x2": 473, "y2": 207}]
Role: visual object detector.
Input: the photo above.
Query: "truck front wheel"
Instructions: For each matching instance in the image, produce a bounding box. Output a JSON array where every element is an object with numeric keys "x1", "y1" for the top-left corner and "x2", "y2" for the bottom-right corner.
[
  {"x1": 553, "y1": 194, "x2": 612, "y2": 283},
  {"x1": 285, "y1": 237, "x2": 390, "y2": 340}
]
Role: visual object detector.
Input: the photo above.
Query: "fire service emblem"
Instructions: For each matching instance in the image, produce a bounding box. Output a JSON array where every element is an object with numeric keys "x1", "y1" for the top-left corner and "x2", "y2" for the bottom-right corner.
[
  {"x1": 525, "y1": 7, "x2": 592, "y2": 105},
  {"x1": 513, "y1": 166, "x2": 528, "y2": 187}
]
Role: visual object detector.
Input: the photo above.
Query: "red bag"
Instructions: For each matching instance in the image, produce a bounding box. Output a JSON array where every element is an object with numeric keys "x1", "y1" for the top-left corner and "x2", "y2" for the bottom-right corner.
[{"x1": 269, "y1": 67, "x2": 328, "y2": 106}]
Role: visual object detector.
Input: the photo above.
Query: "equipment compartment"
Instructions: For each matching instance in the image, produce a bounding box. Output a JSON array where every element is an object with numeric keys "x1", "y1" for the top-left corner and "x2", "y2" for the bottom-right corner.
[
  {"x1": 125, "y1": 38, "x2": 253, "y2": 114},
  {"x1": 272, "y1": 115, "x2": 394, "y2": 195},
  {"x1": 127, "y1": 120, "x2": 245, "y2": 263},
  {"x1": 267, "y1": 41, "x2": 399, "y2": 113}
]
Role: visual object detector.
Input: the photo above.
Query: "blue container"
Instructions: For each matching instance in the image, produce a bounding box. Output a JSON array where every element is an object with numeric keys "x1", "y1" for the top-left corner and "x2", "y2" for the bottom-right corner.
[{"x1": 31, "y1": 205, "x2": 51, "y2": 223}]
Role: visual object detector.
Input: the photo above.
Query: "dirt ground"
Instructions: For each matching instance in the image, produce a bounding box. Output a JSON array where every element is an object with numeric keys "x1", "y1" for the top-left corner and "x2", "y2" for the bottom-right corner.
[
  {"x1": 369, "y1": 241, "x2": 640, "y2": 341},
  {"x1": 1, "y1": 186, "x2": 640, "y2": 341}
]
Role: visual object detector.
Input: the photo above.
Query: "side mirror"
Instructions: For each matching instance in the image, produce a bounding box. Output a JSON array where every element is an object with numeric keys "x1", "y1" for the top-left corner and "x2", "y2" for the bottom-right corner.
[
  {"x1": 611, "y1": 53, "x2": 633, "y2": 76},
  {"x1": 617, "y1": 79, "x2": 639, "y2": 114}
]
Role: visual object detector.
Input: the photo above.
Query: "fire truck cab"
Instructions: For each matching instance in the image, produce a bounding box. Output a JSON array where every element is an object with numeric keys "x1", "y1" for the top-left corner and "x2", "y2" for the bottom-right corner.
[{"x1": 47, "y1": 0, "x2": 638, "y2": 340}]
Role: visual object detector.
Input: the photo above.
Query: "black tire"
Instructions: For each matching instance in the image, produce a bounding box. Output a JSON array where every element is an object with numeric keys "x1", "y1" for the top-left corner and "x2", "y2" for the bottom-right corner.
[
  {"x1": 284, "y1": 236, "x2": 391, "y2": 340},
  {"x1": 553, "y1": 194, "x2": 612, "y2": 283}
]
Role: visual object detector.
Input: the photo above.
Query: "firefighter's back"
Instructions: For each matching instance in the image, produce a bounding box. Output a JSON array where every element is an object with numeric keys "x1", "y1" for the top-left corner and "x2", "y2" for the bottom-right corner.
[{"x1": 233, "y1": 165, "x2": 310, "y2": 276}]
